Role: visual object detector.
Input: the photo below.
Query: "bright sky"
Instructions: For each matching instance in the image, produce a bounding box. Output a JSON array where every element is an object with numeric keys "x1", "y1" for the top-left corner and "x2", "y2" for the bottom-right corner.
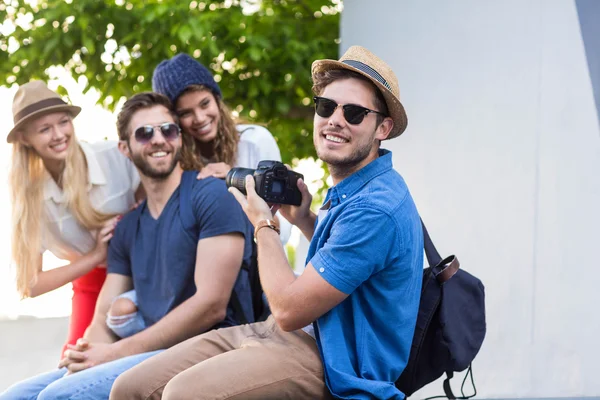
[{"x1": 0, "y1": 69, "x2": 323, "y2": 320}]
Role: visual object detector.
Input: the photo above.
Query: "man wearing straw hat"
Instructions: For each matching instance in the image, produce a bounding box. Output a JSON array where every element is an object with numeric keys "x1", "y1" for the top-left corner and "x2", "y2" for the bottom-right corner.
[{"x1": 111, "y1": 46, "x2": 423, "y2": 400}]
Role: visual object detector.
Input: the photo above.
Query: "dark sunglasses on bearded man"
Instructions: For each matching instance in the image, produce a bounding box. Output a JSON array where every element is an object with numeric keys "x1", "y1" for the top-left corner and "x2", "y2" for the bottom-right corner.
[{"x1": 133, "y1": 122, "x2": 181, "y2": 144}]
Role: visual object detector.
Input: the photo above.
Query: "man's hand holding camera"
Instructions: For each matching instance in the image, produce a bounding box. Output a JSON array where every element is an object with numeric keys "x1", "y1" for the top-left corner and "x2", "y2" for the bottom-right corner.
[
  {"x1": 227, "y1": 161, "x2": 315, "y2": 238},
  {"x1": 229, "y1": 175, "x2": 276, "y2": 227},
  {"x1": 276, "y1": 178, "x2": 315, "y2": 239}
]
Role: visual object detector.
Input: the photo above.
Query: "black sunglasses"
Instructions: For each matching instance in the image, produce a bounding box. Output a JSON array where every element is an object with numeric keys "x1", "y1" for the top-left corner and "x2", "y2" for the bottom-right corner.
[
  {"x1": 313, "y1": 96, "x2": 386, "y2": 125},
  {"x1": 134, "y1": 123, "x2": 181, "y2": 144}
]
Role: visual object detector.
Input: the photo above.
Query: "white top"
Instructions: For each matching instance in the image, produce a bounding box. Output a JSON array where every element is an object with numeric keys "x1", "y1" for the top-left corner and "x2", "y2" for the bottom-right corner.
[
  {"x1": 235, "y1": 124, "x2": 292, "y2": 245},
  {"x1": 236, "y1": 124, "x2": 283, "y2": 170},
  {"x1": 41, "y1": 141, "x2": 140, "y2": 261}
]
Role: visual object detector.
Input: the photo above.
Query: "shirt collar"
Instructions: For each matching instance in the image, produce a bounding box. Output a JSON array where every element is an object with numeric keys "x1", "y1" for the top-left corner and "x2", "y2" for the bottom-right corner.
[
  {"x1": 43, "y1": 141, "x2": 107, "y2": 202},
  {"x1": 325, "y1": 148, "x2": 393, "y2": 207},
  {"x1": 44, "y1": 173, "x2": 63, "y2": 202}
]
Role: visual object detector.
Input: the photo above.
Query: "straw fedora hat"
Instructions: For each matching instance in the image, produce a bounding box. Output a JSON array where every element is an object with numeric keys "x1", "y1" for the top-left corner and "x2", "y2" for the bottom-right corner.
[
  {"x1": 7, "y1": 81, "x2": 81, "y2": 143},
  {"x1": 311, "y1": 46, "x2": 407, "y2": 139}
]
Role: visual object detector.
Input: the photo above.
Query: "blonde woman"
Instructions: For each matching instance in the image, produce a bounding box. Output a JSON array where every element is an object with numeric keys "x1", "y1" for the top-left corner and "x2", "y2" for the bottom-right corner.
[
  {"x1": 7, "y1": 81, "x2": 141, "y2": 355},
  {"x1": 152, "y1": 53, "x2": 291, "y2": 243}
]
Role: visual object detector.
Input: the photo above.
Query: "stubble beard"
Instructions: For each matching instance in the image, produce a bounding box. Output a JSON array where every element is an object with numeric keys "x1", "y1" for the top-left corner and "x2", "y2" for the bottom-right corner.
[
  {"x1": 129, "y1": 144, "x2": 182, "y2": 180},
  {"x1": 316, "y1": 129, "x2": 378, "y2": 179}
]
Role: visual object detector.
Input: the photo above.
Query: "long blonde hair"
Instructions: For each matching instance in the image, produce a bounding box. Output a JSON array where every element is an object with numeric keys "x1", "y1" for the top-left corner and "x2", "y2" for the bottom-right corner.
[
  {"x1": 10, "y1": 127, "x2": 114, "y2": 298},
  {"x1": 178, "y1": 85, "x2": 240, "y2": 170}
]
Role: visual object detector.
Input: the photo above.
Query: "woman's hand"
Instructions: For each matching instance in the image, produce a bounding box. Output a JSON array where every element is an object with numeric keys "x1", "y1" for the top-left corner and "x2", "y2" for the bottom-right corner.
[
  {"x1": 90, "y1": 216, "x2": 120, "y2": 266},
  {"x1": 197, "y1": 162, "x2": 232, "y2": 179}
]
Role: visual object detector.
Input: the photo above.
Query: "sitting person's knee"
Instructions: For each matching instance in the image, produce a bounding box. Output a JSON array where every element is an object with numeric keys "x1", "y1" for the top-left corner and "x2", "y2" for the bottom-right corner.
[
  {"x1": 109, "y1": 296, "x2": 137, "y2": 318},
  {"x1": 106, "y1": 291, "x2": 146, "y2": 339},
  {"x1": 110, "y1": 370, "x2": 143, "y2": 400},
  {"x1": 163, "y1": 378, "x2": 195, "y2": 400}
]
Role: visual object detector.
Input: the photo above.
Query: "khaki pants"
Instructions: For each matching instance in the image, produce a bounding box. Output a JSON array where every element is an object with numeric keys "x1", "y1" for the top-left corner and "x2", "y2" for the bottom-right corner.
[{"x1": 109, "y1": 316, "x2": 333, "y2": 400}]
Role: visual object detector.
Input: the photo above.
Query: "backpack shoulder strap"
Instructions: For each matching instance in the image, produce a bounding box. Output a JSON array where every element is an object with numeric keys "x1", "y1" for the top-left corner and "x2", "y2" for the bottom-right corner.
[
  {"x1": 421, "y1": 218, "x2": 442, "y2": 267},
  {"x1": 443, "y1": 371, "x2": 457, "y2": 399},
  {"x1": 422, "y1": 218, "x2": 461, "y2": 283}
]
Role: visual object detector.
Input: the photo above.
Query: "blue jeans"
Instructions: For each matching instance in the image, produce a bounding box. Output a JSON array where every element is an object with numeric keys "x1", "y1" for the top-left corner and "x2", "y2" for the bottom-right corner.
[
  {"x1": 106, "y1": 290, "x2": 147, "y2": 339},
  {"x1": 0, "y1": 350, "x2": 161, "y2": 400}
]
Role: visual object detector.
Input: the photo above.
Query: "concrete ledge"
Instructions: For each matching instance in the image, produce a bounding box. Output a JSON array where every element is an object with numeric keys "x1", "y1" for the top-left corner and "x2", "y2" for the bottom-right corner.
[
  {"x1": 2, "y1": 317, "x2": 598, "y2": 399},
  {"x1": 0, "y1": 317, "x2": 68, "y2": 391}
]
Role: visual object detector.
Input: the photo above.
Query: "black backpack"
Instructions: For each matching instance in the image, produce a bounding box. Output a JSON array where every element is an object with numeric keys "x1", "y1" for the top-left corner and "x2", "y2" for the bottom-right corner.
[
  {"x1": 179, "y1": 171, "x2": 267, "y2": 325},
  {"x1": 396, "y1": 220, "x2": 486, "y2": 399},
  {"x1": 230, "y1": 240, "x2": 270, "y2": 324}
]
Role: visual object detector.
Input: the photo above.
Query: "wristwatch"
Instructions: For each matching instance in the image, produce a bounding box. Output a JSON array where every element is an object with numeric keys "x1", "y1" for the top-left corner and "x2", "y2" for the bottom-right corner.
[{"x1": 254, "y1": 219, "x2": 280, "y2": 242}]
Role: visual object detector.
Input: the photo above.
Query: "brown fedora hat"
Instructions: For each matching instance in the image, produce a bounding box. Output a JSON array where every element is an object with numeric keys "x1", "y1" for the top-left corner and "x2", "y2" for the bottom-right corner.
[
  {"x1": 311, "y1": 46, "x2": 408, "y2": 139},
  {"x1": 7, "y1": 81, "x2": 81, "y2": 143}
]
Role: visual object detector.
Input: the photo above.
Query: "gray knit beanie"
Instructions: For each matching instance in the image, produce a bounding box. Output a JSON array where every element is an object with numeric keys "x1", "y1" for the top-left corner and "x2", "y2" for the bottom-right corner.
[{"x1": 152, "y1": 53, "x2": 222, "y2": 103}]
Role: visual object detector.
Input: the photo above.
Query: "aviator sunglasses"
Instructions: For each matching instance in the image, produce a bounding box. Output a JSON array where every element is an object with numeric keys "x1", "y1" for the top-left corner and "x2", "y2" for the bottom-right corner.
[
  {"x1": 313, "y1": 96, "x2": 387, "y2": 125},
  {"x1": 134, "y1": 122, "x2": 181, "y2": 144}
]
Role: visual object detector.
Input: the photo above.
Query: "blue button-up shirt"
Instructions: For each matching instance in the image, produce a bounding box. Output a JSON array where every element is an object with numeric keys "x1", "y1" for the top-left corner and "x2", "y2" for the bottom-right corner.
[{"x1": 308, "y1": 149, "x2": 423, "y2": 399}]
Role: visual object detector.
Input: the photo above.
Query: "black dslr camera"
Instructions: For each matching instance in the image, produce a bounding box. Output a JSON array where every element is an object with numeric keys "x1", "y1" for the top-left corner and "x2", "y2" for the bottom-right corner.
[{"x1": 225, "y1": 160, "x2": 303, "y2": 206}]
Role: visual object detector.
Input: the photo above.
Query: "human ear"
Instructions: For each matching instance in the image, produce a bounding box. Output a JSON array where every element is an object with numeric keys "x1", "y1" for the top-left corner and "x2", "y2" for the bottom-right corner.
[
  {"x1": 118, "y1": 140, "x2": 131, "y2": 159},
  {"x1": 16, "y1": 130, "x2": 32, "y2": 147},
  {"x1": 375, "y1": 117, "x2": 394, "y2": 141}
]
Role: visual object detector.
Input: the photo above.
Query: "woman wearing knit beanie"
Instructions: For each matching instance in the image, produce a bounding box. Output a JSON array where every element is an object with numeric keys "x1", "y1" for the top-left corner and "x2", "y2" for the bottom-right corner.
[{"x1": 152, "y1": 53, "x2": 290, "y2": 243}]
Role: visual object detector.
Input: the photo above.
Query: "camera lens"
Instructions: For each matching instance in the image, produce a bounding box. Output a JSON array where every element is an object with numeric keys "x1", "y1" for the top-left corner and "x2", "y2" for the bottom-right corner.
[{"x1": 225, "y1": 167, "x2": 255, "y2": 195}]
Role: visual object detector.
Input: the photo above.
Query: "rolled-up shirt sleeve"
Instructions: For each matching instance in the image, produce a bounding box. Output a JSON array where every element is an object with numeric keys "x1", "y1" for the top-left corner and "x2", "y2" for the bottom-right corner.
[
  {"x1": 192, "y1": 178, "x2": 249, "y2": 241},
  {"x1": 309, "y1": 207, "x2": 398, "y2": 295}
]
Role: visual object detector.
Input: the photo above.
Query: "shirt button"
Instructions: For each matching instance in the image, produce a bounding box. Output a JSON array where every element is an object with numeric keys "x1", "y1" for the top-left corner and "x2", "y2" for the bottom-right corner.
[
  {"x1": 319, "y1": 267, "x2": 325, "y2": 273},
  {"x1": 342, "y1": 194, "x2": 347, "y2": 199}
]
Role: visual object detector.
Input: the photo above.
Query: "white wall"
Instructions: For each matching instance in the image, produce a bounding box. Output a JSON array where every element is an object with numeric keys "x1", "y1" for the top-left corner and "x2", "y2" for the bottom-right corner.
[{"x1": 342, "y1": 0, "x2": 600, "y2": 398}]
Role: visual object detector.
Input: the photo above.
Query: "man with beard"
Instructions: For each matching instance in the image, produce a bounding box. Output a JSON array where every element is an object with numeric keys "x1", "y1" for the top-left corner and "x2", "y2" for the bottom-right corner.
[
  {"x1": 110, "y1": 46, "x2": 423, "y2": 400},
  {"x1": 0, "y1": 93, "x2": 254, "y2": 400}
]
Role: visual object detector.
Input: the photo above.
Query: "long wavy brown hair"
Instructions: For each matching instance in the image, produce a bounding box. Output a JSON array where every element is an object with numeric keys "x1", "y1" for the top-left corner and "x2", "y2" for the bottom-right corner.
[{"x1": 178, "y1": 85, "x2": 240, "y2": 170}]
